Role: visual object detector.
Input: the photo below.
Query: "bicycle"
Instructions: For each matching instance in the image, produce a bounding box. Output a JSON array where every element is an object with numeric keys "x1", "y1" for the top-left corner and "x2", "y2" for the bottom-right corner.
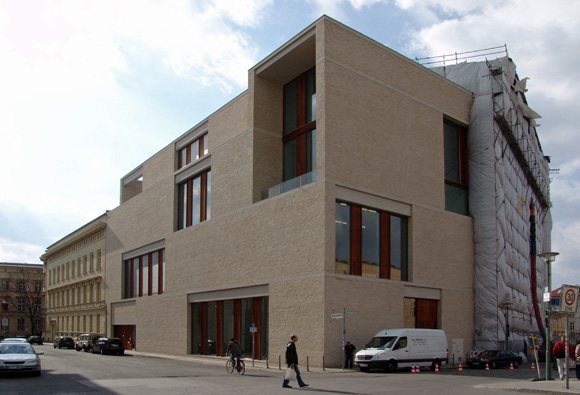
[{"x1": 226, "y1": 357, "x2": 246, "y2": 375}]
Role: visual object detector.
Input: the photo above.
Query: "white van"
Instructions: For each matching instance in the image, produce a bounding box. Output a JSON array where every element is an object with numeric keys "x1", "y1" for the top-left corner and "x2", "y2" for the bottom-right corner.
[{"x1": 354, "y1": 328, "x2": 448, "y2": 372}]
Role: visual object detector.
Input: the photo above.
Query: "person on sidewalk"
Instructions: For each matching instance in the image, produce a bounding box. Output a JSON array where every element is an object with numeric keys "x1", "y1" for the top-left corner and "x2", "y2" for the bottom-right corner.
[
  {"x1": 344, "y1": 341, "x2": 356, "y2": 369},
  {"x1": 282, "y1": 335, "x2": 309, "y2": 389},
  {"x1": 575, "y1": 341, "x2": 580, "y2": 380},
  {"x1": 553, "y1": 336, "x2": 574, "y2": 380}
]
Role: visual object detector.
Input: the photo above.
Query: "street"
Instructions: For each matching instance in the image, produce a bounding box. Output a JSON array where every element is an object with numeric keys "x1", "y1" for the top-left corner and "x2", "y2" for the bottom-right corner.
[{"x1": 1, "y1": 345, "x2": 578, "y2": 395}]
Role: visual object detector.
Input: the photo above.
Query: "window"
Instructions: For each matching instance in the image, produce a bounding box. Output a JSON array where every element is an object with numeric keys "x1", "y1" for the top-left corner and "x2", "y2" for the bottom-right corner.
[
  {"x1": 335, "y1": 201, "x2": 408, "y2": 281},
  {"x1": 283, "y1": 68, "x2": 316, "y2": 182},
  {"x1": 18, "y1": 281, "x2": 25, "y2": 291},
  {"x1": 97, "y1": 250, "x2": 102, "y2": 270},
  {"x1": 0, "y1": 318, "x2": 7, "y2": 330},
  {"x1": 17, "y1": 298, "x2": 25, "y2": 312},
  {"x1": 123, "y1": 249, "x2": 165, "y2": 299},
  {"x1": 34, "y1": 299, "x2": 41, "y2": 313},
  {"x1": 177, "y1": 169, "x2": 211, "y2": 230},
  {"x1": 444, "y1": 118, "x2": 468, "y2": 215},
  {"x1": 90, "y1": 253, "x2": 94, "y2": 272},
  {"x1": 178, "y1": 134, "x2": 208, "y2": 169},
  {"x1": 2, "y1": 300, "x2": 8, "y2": 312},
  {"x1": 17, "y1": 318, "x2": 24, "y2": 331},
  {"x1": 1, "y1": 280, "x2": 8, "y2": 291},
  {"x1": 35, "y1": 281, "x2": 41, "y2": 292}
]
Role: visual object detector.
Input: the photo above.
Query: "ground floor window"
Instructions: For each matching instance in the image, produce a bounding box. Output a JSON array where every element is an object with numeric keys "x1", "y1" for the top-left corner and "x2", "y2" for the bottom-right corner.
[
  {"x1": 191, "y1": 296, "x2": 268, "y2": 360},
  {"x1": 404, "y1": 298, "x2": 438, "y2": 329}
]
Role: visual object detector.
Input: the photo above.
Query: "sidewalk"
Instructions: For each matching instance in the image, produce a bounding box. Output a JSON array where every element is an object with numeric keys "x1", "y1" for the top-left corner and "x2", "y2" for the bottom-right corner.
[{"x1": 125, "y1": 349, "x2": 580, "y2": 394}]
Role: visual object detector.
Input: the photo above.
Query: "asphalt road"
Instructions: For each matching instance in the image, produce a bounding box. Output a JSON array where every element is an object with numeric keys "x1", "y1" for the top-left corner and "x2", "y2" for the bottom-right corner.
[{"x1": 0, "y1": 345, "x2": 575, "y2": 395}]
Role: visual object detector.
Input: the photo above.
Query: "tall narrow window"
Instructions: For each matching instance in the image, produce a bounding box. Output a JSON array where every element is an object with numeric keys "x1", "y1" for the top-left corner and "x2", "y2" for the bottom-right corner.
[
  {"x1": 283, "y1": 68, "x2": 316, "y2": 182},
  {"x1": 444, "y1": 119, "x2": 468, "y2": 215},
  {"x1": 178, "y1": 169, "x2": 211, "y2": 230}
]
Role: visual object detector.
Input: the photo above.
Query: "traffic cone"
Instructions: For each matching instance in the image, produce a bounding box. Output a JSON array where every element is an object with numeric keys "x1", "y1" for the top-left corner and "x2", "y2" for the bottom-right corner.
[
  {"x1": 458, "y1": 363, "x2": 463, "y2": 372},
  {"x1": 485, "y1": 363, "x2": 490, "y2": 371},
  {"x1": 531, "y1": 362, "x2": 536, "y2": 370},
  {"x1": 411, "y1": 364, "x2": 416, "y2": 373},
  {"x1": 509, "y1": 362, "x2": 514, "y2": 371},
  {"x1": 434, "y1": 363, "x2": 440, "y2": 373},
  {"x1": 416, "y1": 364, "x2": 420, "y2": 373}
]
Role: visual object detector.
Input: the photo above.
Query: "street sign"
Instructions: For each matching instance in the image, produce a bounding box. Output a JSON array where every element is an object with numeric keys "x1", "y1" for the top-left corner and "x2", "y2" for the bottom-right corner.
[
  {"x1": 331, "y1": 313, "x2": 344, "y2": 319},
  {"x1": 560, "y1": 286, "x2": 579, "y2": 314}
]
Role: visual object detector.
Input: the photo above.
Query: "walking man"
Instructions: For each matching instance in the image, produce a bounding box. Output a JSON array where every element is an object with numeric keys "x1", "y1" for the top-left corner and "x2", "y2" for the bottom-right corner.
[
  {"x1": 553, "y1": 336, "x2": 574, "y2": 380},
  {"x1": 283, "y1": 335, "x2": 309, "y2": 388},
  {"x1": 344, "y1": 341, "x2": 356, "y2": 369}
]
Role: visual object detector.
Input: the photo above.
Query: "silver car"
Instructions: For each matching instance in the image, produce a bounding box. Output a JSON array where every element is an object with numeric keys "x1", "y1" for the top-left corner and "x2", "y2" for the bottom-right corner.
[{"x1": 0, "y1": 342, "x2": 44, "y2": 376}]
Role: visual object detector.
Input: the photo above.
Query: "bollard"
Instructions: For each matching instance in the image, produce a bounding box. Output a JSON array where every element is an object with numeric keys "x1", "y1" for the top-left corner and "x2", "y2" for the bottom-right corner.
[
  {"x1": 279, "y1": 355, "x2": 281, "y2": 370},
  {"x1": 307, "y1": 356, "x2": 309, "y2": 372}
]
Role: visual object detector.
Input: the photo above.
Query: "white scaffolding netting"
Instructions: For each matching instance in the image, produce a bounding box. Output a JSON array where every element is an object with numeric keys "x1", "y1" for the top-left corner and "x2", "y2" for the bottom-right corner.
[{"x1": 432, "y1": 57, "x2": 552, "y2": 351}]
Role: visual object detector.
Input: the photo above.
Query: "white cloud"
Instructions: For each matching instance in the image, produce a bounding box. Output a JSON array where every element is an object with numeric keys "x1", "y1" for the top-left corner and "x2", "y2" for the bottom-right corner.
[{"x1": 0, "y1": 239, "x2": 44, "y2": 264}]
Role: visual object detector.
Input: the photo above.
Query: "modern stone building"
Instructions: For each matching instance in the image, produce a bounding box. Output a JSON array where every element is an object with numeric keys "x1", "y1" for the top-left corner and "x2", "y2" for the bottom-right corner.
[
  {"x1": 43, "y1": 15, "x2": 553, "y2": 367},
  {"x1": 0, "y1": 262, "x2": 44, "y2": 338},
  {"x1": 40, "y1": 214, "x2": 107, "y2": 342},
  {"x1": 104, "y1": 16, "x2": 476, "y2": 367}
]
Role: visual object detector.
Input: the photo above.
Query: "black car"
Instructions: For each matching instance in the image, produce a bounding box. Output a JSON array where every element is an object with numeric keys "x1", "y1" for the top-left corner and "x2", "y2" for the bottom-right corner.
[
  {"x1": 28, "y1": 336, "x2": 43, "y2": 345},
  {"x1": 467, "y1": 350, "x2": 523, "y2": 369},
  {"x1": 53, "y1": 336, "x2": 75, "y2": 349},
  {"x1": 91, "y1": 337, "x2": 125, "y2": 355}
]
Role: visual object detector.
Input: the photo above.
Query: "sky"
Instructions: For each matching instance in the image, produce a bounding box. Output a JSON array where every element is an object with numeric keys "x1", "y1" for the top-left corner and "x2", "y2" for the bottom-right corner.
[{"x1": 0, "y1": 0, "x2": 578, "y2": 290}]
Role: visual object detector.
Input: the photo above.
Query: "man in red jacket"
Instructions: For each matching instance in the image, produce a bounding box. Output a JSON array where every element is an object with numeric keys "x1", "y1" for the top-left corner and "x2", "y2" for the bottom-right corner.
[{"x1": 553, "y1": 336, "x2": 575, "y2": 380}]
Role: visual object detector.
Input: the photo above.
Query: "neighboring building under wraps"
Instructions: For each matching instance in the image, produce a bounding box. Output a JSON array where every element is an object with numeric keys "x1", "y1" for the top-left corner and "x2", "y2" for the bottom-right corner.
[{"x1": 42, "y1": 16, "x2": 553, "y2": 367}]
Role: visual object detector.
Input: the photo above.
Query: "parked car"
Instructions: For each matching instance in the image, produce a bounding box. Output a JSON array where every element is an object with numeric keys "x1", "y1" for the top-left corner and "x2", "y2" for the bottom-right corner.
[
  {"x1": 467, "y1": 350, "x2": 523, "y2": 369},
  {"x1": 76, "y1": 333, "x2": 101, "y2": 352},
  {"x1": 53, "y1": 336, "x2": 75, "y2": 349},
  {"x1": 28, "y1": 336, "x2": 43, "y2": 345},
  {"x1": 91, "y1": 337, "x2": 125, "y2": 355},
  {"x1": 0, "y1": 341, "x2": 44, "y2": 376},
  {"x1": 1, "y1": 338, "x2": 28, "y2": 343}
]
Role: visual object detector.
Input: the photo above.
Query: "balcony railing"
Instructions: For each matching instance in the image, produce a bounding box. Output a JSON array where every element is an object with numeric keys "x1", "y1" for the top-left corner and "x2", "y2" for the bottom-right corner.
[{"x1": 261, "y1": 171, "x2": 316, "y2": 200}]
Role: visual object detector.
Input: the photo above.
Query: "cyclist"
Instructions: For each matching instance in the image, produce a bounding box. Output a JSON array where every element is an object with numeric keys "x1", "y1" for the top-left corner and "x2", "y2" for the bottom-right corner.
[{"x1": 226, "y1": 338, "x2": 243, "y2": 371}]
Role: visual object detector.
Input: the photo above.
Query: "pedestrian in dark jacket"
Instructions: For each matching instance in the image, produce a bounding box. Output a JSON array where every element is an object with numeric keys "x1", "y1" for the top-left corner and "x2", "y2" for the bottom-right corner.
[
  {"x1": 344, "y1": 341, "x2": 356, "y2": 369},
  {"x1": 282, "y1": 335, "x2": 308, "y2": 388}
]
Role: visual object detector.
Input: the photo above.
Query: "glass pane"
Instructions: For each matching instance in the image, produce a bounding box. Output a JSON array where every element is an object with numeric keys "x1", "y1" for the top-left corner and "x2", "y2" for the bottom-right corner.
[
  {"x1": 207, "y1": 302, "x2": 217, "y2": 355},
  {"x1": 283, "y1": 138, "x2": 297, "y2": 182},
  {"x1": 202, "y1": 134, "x2": 208, "y2": 156},
  {"x1": 260, "y1": 297, "x2": 269, "y2": 359},
  {"x1": 284, "y1": 80, "x2": 297, "y2": 135},
  {"x1": 222, "y1": 300, "x2": 234, "y2": 353},
  {"x1": 444, "y1": 120, "x2": 459, "y2": 183},
  {"x1": 306, "y1": 68, "x2": 316, "y2": 123},
  {"x1": 240, "y1": 298, "x2": 253, "y2": 356},
  {"x1": 192, "y1": 304, "x2": 202, "y2": 354},
  {"x1": 142, "y1": 254, "x2": 149, "y2": 296},
  {"x1": 361, "y1": 208, "x2": 380, "y2": 278},
  {"x1": 206, "y1": 170, "x2": 211, "y2": 220},
  {"x1": 306, "y1": 129, "x2": 316, "y2": 173},
  {"x1": 151, "y1": 252, "x2": 159, "y2": 294},
  {"x1": 445, "y1": 184, "x2": 468, "y2": 215},
  {"x1": 191, "y1": 140, "x2": 200, "y2": 162},
  {"x1": 191, "y1": 176, "x2": 201, "y2": 225},
  {"x1": 335, "y1": 202, "x2": 350, "y2": 274},
  {"x1": 132, "y1": 258, "x2": 139, "y2": 298},
  {"x1": 390, "y1": 215, "x2": 408, "y2": 281},
  {"x1": 178, "y1": 182, "x2": 187, "y2": 230},
  {"x1": 179, "y1": 148, "x2": 187, "y2": 168},
  {"x1": 123, "y1": 261, "x2": 131, "y2": 299}
]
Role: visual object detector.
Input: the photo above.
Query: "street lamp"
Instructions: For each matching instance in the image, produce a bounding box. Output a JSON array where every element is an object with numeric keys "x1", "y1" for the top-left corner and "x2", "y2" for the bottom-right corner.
[{"x1": 538, "y1": 251, "x2": 559, "y2": 381}]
